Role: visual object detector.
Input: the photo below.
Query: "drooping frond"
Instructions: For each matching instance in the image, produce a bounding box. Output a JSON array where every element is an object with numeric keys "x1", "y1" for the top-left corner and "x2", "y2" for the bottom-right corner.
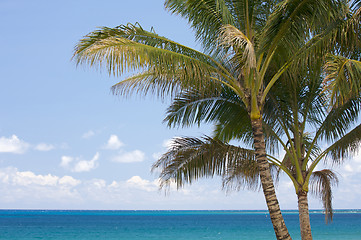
[
  {"x1": 222, "y1": 154, "x2": 260, "y2": 192},
  {"x1": 219, "y1": 24, "x2": 256, "y2": 71},
  {"x1": 309, "y1": 169, "x2": 339, "y2": 223},
  {"x1": 326, "y1": 123, "x2": 361, "y2": 164},
  {"x1": 323, "y1": 54, "x2": 361, "y2": 106},
  {"x1": 151, "y1": 136, "x2": 257, "y2": 190}
]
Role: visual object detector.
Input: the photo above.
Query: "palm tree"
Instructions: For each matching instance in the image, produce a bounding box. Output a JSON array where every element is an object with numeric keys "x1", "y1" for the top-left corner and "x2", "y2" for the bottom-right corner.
[
  {"x1": 73, "y1": 1, "x2": 350, "y2": 239},
  {"x1": 154, "y1": 72, "x2": 361, "y2": 240},
  {"x1": 261, "y1": 73, "x2": 361, "y2": 240}
]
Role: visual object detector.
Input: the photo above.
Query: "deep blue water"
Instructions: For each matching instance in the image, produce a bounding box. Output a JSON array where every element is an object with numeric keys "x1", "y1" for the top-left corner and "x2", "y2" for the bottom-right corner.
[{"x1": 0, "y1": 210, "x2": 360, "y2": 239}]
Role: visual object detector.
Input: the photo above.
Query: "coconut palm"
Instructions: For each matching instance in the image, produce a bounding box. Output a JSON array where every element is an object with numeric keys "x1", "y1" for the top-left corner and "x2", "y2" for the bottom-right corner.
[
  {"x1": 260, "y1": 73, "x2": 361, "y2": 240},
  {"x1": 73, "y1": 1, "x2": 350, "y2": 239},
  {"x1": 154, "y1": 72, "x2": 360, "y2": 240}
]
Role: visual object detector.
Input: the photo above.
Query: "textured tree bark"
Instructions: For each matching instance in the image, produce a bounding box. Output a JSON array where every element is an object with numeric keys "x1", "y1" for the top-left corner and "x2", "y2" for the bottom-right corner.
[
  {"x1": 298, "y1": 191, "x2": 313, "y2": 240},
  {"x1": 251, "y1": 118, "x2": 292, "y2": 240}
]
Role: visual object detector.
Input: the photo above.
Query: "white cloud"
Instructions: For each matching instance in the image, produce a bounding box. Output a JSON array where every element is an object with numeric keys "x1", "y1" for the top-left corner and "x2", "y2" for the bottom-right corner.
[
  {"x1": 126, "y1": 176, "x2": 158, "y2": 192},
  {"x1": 103, "y1": 135, "x2": 124, "y2": 150},
  {"x1": 112, "y1": 150, "x2": 145, "y2": 163},
  {"x1": 82, "y1": 130, "x2": 95, "y2": 139},
  {"x1": 0, "y1": 135, "x2": 30, "y2": 154},
  {"x1": 60, "y1": 153, "x2": 100, "y2": 172},
  {"x1": 89, "y1": 179, "x2": 107, "y2": 189},
  {"x1": 60, "y1": 156, "x2": 73, "y2": 168},
  {"x1": 58, "y1": 176, "x2": 81, "y2": 187},
  {"x1": 73, "y1": 154, "x2": 99, "y2": 172},
  {"x1": 13, "y1": 171, "x2": 59, "y2": 186},
  {"x1": 72, "y1": 152, "x2": 100, "y2": 172},
  {"x1": 35, "y1": 143, "x2": 55, "y2": 151}
]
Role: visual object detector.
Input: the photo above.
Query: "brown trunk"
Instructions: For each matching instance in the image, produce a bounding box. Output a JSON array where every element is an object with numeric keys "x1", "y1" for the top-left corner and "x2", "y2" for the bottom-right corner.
[
  {"x1": 251, "y1": 118, "x2": 292, "y2": 240},
  {"x1": 298, "y1": 191, "x2": 313, "y2": 240}
]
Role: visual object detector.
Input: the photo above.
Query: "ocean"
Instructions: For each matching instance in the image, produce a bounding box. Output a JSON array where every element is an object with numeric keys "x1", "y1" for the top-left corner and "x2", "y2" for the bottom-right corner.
[{"x1": 0, "y1": 210, "x2": 360, "y2": 239}]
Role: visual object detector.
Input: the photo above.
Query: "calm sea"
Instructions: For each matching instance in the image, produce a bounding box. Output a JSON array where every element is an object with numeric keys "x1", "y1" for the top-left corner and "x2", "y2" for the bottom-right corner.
[{"x1": 0, "y1": 210, "x2": 360, "y2": 240}]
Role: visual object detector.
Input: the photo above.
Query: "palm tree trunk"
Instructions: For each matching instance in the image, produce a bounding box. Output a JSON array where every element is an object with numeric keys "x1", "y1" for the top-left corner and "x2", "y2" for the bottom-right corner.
[
  {"x1": 251, "y1": 118, "x2": 292, "y2": 240},
  {"x1": 298, "y1": 191, "x2": 312, "y2": 240}
]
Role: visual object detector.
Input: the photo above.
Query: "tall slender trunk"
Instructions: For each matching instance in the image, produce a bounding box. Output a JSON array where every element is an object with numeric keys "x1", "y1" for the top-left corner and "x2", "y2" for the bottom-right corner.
[
  {"x1": 251, "y1": 118, "x2": 292, "y2": 240},
  {"x1": 298, "y1": 191, "x2": 312, "y2": 240}
]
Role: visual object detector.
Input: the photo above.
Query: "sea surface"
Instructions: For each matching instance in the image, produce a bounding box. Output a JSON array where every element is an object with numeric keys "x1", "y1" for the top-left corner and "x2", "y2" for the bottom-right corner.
[{"x1": 0, "y1": 210, "x2": 360, "y2": 240}]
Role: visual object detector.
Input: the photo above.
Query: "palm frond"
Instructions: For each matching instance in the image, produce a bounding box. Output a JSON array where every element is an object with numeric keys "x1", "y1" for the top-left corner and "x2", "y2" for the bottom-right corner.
[
  {"x1": 74, "y1": 24, "x2": 236, "y2": 98},
  {"x1": 219, "y1": 24, "x2": 256, "y2": 71},
  {"x1": 164, "y1": 86, "x2": 239, "y2": 128},
  {"x1": 110, "y1": 70, "x2": 182, "y2": 98},
  {"x1": 309, "y1": 169, "x2": 339, "y2": 223},
  {"x1": 222, "y1": 155, "x2": 260, "y2": 192},
  {"x1": 151, "y1": 136, "x2": 257, "y2": 190},
  {"x1": 261, "y1": 0, "x2": 343, "y2": 54},
  {"x1": 323, "y1": 54, "x2": 361, "y2": 106},
  {"x1": 318, "y1": 97, "x2": 361, "y2": 143},
  {"x1": 326, "y1": 123, "x2": 361, "y2": 164},
  {"x1": 333, "y1": 2, "x2": 361, "y2": 58}
]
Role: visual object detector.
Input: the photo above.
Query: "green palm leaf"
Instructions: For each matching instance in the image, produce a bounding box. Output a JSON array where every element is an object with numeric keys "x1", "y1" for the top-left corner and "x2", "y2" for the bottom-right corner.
[
  {"x1": 152, "y1": 136, "x2": 257, "y2": 190},
  {"x1": 324, "y1": 54, "x2": 361, "y2": 106},
  {"x1": 327, "y1": 123, "x2": 361, "y2": 164},
  {"x1": 318, "y1": 97, "x2": 361, "y2": 143},
  {"x1": 74, "y1": 24, "x2": 238, "y2": 98}
]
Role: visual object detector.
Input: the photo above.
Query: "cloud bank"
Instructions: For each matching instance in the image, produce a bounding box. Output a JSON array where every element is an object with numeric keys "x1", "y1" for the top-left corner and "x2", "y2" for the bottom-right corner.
[{"x1": 0, "y1": 167, "x2": 271, "y2": 210}]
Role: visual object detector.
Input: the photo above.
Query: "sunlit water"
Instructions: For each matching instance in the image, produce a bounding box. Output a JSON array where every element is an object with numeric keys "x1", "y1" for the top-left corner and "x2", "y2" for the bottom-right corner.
[{"x1": 0, "y1": 210, "x2": 360, "y2": 239}]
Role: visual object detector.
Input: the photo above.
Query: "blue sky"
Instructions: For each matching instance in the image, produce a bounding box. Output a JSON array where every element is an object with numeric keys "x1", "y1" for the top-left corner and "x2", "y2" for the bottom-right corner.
[{"x1": 0, "y1": 0, "x2": 360, "y2": 210}]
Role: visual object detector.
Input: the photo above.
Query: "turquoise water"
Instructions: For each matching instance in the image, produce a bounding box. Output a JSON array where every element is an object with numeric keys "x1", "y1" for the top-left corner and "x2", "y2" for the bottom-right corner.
[{"x1": 0, "y1": 210, "x2": 360, "y2": 239}]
